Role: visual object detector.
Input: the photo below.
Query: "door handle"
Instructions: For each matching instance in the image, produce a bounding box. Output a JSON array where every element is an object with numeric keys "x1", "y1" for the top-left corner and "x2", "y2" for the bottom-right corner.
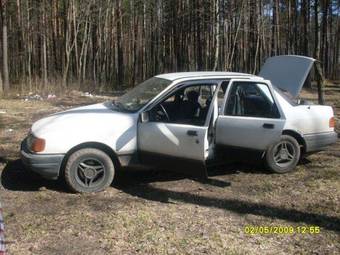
[
  {"x1": 263, "y1": 123, "x2": 275, "y2": 129},
  {"x1": 187, "y1": 130, "x2": 198, "y2": 136}
]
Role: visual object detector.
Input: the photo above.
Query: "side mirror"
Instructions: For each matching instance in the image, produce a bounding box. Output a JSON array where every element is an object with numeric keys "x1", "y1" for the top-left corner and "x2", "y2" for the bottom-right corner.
[{"x1": 140, "y1": 111, "x2": 150, "y2": 123}]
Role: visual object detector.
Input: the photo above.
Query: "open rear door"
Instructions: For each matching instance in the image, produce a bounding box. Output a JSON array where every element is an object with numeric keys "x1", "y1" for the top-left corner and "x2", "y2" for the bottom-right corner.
[{"x1": 259, "y1": 55, "x2": 315, "y2": 98}]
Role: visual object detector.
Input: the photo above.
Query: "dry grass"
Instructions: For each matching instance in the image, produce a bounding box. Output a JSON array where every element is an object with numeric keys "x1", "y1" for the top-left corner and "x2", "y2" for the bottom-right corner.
[{"x1": 0, "y1": 87, "x2": 339, "y2": 255}]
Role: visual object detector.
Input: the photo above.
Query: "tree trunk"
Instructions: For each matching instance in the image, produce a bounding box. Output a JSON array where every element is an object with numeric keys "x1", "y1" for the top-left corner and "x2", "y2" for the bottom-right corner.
[
  {"x1": 42, "y1": 0, "x2": 48, "y2": 89},
  {"x1": 314, "y1": 0, "x2": 320, "y2": 59},
  {"x1": 0, "y1": 70, "x2": 3, "y2": 95},
  {"x1": 115, "y1": 0, "x2": 124, "y2": 87},
  {"x1": 320, "y1": 0, "x2": 330, "y2": 76},
  {"x1": 315, "y1": 61, "x2": 325, "y2": 105},
  {"x1": 1, "y1": 0, "x2": 9, "y2": 94},
  {"x1": 271, "y1": 0, "x2": 280, "y2": 55},
  {"x1": 213, "y1": 0, "x2": 221, "y2": 71},
  {"x1": 301, "y1": 0, "x2": 309, "y2": 56}
]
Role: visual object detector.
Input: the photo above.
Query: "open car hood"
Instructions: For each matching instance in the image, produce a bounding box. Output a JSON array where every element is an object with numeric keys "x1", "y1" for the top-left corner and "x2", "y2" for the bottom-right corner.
[{"x1": 259, "y1": 55, "x2": 315, "y2": 98}]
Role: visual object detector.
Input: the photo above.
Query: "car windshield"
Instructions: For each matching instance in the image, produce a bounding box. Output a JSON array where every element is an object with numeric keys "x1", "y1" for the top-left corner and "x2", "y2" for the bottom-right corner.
[{"x1": 113, "y1": 77, "x2": 171, "y2": 112}]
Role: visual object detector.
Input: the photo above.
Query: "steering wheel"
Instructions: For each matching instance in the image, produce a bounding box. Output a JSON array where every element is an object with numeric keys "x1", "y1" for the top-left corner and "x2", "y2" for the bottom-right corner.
[{"x1": 156, "y1": 103, "x2": 170, "y2": 122}]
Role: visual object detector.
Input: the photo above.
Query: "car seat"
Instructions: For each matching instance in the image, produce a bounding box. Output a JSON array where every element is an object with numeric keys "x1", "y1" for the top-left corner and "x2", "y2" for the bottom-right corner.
[{"x1": 178, "y1": 90, "x2": 201, "y2": 120}]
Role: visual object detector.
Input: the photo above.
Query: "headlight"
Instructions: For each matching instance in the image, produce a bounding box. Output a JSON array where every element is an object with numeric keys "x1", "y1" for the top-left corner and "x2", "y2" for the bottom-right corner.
[{"x1": 27, "y1": 134, "x2": 46, "y2": 152}]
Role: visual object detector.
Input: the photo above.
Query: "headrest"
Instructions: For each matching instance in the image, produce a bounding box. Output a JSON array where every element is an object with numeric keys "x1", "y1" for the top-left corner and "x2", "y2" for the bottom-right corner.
[{"x1": 187, "y1": 90, "x2": 199, "y2": 101}]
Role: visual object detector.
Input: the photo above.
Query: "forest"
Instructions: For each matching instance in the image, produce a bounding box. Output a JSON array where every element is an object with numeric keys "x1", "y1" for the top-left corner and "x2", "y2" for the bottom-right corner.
[{"x1": 0, "y1": 0, "x2": 339, "y2": 95}]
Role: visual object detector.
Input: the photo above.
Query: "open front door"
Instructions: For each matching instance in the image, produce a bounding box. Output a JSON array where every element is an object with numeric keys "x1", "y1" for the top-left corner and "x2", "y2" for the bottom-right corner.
[
  {"x1": 137, "y1": 82, "x2": 219, "y2": 178},
  {"x1": 138, "y1": 122, "x2": 209, "y2": 178},
  {"x1": 215, "y1": 79, "x2": 285, "y2": 151}
]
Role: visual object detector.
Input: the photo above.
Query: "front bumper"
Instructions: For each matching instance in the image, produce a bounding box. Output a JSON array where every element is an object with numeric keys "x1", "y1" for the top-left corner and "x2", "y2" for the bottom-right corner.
[
  {"x1": 20, "y1": 140, "x2": 65, "y2": 180},
  {"x1": 305, "y1": 131, "x2": 338, "y2": 152}
]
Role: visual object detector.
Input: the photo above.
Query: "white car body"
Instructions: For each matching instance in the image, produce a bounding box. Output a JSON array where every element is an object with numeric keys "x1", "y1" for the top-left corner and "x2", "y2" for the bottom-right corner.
[{"x1": 21, "y1": 55, "x2": 337, "y2": 182}]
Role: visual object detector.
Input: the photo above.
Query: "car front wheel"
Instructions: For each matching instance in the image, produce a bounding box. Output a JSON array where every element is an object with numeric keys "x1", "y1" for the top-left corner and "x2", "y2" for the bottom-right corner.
[
  {"x1": 64, "y1": 148, "x2": 115, "y2": 193},
  {"x1": 265, "y1": 135, "x2": 301, "y2": 174}
]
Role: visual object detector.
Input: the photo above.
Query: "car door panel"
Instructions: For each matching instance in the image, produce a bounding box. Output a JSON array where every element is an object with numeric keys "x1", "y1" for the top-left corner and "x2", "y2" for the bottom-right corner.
[
  {"x1": 138, "y1": 122, "x2": 208, "y2": 160},
  {"x1": 138, "y1": 121, "x2": 209, "y2": 178},
  {"x1": 215, "y1": 79, "x2": 285, "y2": 151},
  {"x1": 215, "y1": 116, "x2": 285, "y2": 150}
]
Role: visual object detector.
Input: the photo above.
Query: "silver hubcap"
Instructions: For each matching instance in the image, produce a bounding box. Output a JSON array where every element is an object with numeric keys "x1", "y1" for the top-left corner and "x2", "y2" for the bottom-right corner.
[
  {"x1": 273, "y1": 141, "x2": 296, "y2": 167},
  {"x1": 76, "y1": 159, "x2": 105, "y2": 187}
]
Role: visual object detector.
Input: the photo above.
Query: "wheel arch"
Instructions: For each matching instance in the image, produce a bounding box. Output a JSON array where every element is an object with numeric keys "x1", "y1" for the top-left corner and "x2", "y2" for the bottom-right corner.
[
  {"x1": 282, "y1": 129, "x2": 306, "y2": 155},
  {"x1": 59, "y1": 142, "x2": 121, "y2": 178}
]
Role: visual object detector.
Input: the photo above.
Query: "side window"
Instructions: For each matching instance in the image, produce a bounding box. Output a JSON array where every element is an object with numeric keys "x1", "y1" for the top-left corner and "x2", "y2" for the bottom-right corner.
[
  {"x1": 224, "y1": 82, "x2": 280, "y2": 118},
  {"x1": 149, "y1": 84, "x2": 216, "y2": 126}
]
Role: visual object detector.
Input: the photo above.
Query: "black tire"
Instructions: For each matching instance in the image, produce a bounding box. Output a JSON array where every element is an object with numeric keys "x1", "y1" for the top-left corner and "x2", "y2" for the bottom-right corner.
[
  {"x1": 265, "y1": 135, "x2": 301, "y2": 174},
  {"x1": 64, "y1": 148, "x2": 115, "y2": 193}
]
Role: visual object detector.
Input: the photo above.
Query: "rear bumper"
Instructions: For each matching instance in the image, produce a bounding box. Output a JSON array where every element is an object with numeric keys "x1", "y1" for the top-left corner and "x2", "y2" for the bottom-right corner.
[
  {"x1": 20, "y1": 140, "x2": 64, "y2": 180},
  {"x1": 305, "y1": 131, "x2": 338, "y2": 152}
]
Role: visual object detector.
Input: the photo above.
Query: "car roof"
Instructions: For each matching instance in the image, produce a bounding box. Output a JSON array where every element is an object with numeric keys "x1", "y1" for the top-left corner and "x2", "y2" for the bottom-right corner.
[{"x1": 156, "y1": 72, "x2": 258, "y2": 81}]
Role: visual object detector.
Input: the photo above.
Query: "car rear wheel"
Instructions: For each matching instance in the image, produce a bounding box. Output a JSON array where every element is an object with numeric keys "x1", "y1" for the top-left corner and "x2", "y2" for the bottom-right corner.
[
  {"x1": 265, "y1": 135, "x2": 301, "y2": 173},
  {"x1": 64, "y1": 148, "x2": 115, "y2": 193}
]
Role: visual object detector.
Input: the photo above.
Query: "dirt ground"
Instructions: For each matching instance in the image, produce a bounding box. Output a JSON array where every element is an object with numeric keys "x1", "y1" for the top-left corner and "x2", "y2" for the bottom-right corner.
[{"x1": 0, "y1": 88, "x2": 339, "y2": 255}]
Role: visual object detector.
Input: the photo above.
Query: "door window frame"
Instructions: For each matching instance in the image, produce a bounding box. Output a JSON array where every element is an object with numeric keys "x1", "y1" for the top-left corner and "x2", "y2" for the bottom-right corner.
[
  {"x1": 219, "y1": 79, "x2": 286, "y2": 120},
  {"x1": 143, "y1": 80, "x2": 222, "y2": 127}
]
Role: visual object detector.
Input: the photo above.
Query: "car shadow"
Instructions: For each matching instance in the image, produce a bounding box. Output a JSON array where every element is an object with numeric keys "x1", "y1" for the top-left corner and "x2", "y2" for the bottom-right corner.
[
  {"x1": 1, "y1": 158, "x2": 262, "y2": 192},
  {"x1": 0, "y1": 159, "x2": 68, "y2": 192},
  {"x1": 113, "y1": 161, "x2": 267, "y2": 189},
  {"x1": 299, "y1": 157, "x2": 312, "y2": 165},
  {"x1": 114, "y1": 169, "x2": 231, "y2": 189}
]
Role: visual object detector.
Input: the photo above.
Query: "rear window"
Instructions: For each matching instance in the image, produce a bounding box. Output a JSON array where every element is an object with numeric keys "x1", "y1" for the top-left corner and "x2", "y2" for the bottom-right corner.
[{"x1": 273, "y1": 87, "x2": 298, "y2": 106}]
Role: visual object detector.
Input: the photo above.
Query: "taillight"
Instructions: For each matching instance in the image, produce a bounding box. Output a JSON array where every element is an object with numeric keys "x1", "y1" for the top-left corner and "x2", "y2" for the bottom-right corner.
[{"x1": 329, "y1": 117, "x2": 335, "y2": 128}]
